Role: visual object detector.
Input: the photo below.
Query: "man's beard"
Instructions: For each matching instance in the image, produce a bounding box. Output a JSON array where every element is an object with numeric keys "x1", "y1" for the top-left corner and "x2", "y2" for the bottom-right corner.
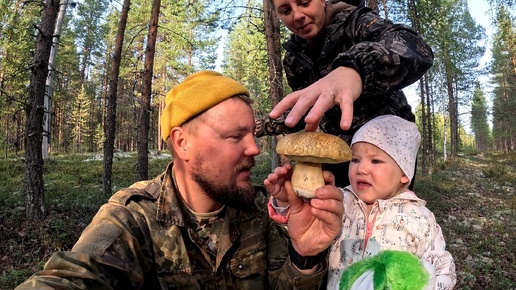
[{"x1": 192, "y1": 157, "x2": 257, "y2": 212}]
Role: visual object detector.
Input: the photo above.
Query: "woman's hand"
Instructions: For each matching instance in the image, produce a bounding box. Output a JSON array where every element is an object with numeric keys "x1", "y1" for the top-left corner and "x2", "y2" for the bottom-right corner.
[{"x1": 269, "y1": 67, "x2": 362, "y2": 131}]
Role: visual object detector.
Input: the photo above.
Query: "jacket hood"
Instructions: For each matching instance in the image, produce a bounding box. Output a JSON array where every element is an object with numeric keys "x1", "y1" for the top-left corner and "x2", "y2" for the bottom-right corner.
[{"x1": 325, "y1": 2, "x2": 354, "y2": 26}]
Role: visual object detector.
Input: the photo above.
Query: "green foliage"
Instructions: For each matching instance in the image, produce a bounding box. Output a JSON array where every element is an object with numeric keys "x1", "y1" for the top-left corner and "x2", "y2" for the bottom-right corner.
[
  {"x1": 490, "y1": 5, "x2": 516, "y2": 151},
  {"x1": 0, "y1": 1, "x2": 42, "y2": 153},
  {"x1": 415, "y1": 106, "x2": 477, "y2": 155},
  {"x1": 481, "y1": 164, "x2": 507, "y2": 178},
  {"x1": 155, "y1": 0, "x2": 220, "y2": 74},
  {"x1": 53, "y1": 13, "x2": 83, "y2": 153},
  {"x1": 416, "y1": 0, "x2": 487, "y2": 155},
  {"x1": 470, "y1": 84, "x2": 492, "y2": 151},
  {"x1": 0, "y1": 158, "x2": 25, "y2": 198},
  {"x1": 94, "y1": 124, "x2": 105, "y2": 153},
  {"x1": 72, "y1": 0, "x2": 109, "y2": 65},
  {"x1": 70, "y1": 85, "x2": 91, "y2": 153},
  {"x1": 222, "y1": 0, "x2": 271, "y2": 118},
  {"x1": 0, "y1": 268, "x2": 37, "y2": 287}
]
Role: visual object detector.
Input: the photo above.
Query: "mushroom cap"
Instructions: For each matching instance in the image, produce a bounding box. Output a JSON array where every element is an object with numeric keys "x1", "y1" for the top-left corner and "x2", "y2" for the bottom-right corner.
[{"x1": 276, "y1": 131, "x2": 351, "y2": 163}]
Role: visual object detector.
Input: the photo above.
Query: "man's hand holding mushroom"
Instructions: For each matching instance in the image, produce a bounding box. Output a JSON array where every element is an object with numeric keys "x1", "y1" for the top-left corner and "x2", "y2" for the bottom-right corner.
[
  {"x1": 265, "y1": 164, "x2": 344, "y2": 270},
  {"x1": 264, "y1": 131, "x2": 351, "y2": 270},
  {"x1": 287, "y1": 169, "x2": 344, "y2": 255}
]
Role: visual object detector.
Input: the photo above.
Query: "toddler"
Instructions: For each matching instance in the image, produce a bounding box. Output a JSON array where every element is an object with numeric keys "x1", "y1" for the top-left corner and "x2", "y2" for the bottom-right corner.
[{"x1": 265, "y1": 115, "x2": 456, "y2": 289}]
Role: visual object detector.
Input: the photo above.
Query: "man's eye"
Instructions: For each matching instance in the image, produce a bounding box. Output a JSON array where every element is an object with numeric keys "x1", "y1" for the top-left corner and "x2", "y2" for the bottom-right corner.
[{"x1": 351, "y1": 158, "x2": 359, "y2": 163}]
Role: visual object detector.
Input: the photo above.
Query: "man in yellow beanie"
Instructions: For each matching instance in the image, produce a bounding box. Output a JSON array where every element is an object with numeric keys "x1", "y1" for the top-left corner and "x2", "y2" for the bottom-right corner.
[{"x1": 16, "y1": 70, "x2": 344, "y2": 290}]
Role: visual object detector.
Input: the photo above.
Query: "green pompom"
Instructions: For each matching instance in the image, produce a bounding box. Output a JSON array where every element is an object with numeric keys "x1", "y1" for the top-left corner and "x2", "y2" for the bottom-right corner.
[{"x1": 339, "y1": 250, "x2": 429, "y2": 290}]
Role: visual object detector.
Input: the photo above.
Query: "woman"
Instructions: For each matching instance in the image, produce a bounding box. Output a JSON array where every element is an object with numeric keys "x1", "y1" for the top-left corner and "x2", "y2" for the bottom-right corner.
[{"x1": 255, "y1": 0, "x2": 433, "y2": 187}]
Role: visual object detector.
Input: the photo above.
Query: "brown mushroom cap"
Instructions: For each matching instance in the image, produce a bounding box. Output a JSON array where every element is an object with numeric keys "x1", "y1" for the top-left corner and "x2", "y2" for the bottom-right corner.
[
  {"x1": 276, "y1": 131, "x2": 351, "y2": 164},
  {"x1": 276, "y1": 131, "x2": 352, "y2": 199}
]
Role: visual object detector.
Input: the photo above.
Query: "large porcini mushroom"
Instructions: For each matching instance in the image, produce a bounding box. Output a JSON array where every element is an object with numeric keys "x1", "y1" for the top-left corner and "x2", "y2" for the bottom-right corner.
[{"x1": 276, "y1": 131, "x2": 351, "y2": 199}]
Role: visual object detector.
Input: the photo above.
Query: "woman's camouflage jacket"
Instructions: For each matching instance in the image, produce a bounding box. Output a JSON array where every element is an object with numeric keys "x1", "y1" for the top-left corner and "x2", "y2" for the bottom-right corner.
[{"x1": 255, "y1": 5, "x2": 434, "y2": 144}]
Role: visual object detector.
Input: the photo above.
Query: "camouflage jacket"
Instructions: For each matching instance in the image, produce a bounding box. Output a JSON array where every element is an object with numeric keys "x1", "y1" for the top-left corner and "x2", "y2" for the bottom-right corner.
[
  {"x1": 16, "y1": 162, "x2": 327, "y2": 290},
  {"x1": 255, "y1": 6, "x2": 434, "y2": 144}
]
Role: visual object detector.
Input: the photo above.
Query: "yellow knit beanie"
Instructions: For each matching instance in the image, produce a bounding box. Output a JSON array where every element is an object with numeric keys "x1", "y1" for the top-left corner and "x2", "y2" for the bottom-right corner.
[{"x1": 160, "y1": 70, "x2": 249, "y2": 141}]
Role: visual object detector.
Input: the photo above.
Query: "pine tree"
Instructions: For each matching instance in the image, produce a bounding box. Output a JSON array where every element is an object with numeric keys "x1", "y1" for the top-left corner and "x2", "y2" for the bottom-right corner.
[
  {"x1": 423, "y1": 0, "x2": 486, "y2": 155},
  {"x1": 491, "y1": 4, "x2": 516, "y2": 151},
  {"x1": 25, "y1": 0, "x2": 60, "y2": 220},
  {"x1": 470, "y1": 84, "x2": 492, "y2": 151},
  {"x1": 70, "y1": 85, "x2": 91, "y2": 152},
  {"x1": 222, "y1": 0, "x2": 269, "y2": 116},
  {"x1": 137, "y1": 0, "x2": 161, "y2": 181},
  {"x1": 103, "y1": 0, "x2": 130, "y2": 196},
  {"x1": 0, "y1": 1, "x2": 41, "y2": 157}
]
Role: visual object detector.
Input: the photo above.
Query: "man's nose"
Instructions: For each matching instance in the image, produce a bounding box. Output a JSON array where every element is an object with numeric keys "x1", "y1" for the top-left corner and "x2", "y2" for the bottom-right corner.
[{"x1": 245, "y1": 135, "x2": 260, "y2": 156}]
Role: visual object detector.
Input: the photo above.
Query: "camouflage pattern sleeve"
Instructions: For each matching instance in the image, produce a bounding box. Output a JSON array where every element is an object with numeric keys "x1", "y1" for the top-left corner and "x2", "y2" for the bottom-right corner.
[
  {"x1": 265, "y1": 212, "x2": 328, "y2": 289},
  {"x1": 332, "y1": 7, "x2": 434, "y2": 96},
  {"x1": 254, "y1": 114, "x2": 306, "y2": 137},
  {"x1": 15, "y1": 202, "x2": 158, "y2": 289},
  {"x1": 276, "y1": 254, "x2": 329, "y2": 289}
]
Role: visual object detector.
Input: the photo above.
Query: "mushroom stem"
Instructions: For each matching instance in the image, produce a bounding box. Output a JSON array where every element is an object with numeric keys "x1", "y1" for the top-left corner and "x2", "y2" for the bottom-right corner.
[{"x1": 291, "y1": 161, "x2": 325, "y2": 199}]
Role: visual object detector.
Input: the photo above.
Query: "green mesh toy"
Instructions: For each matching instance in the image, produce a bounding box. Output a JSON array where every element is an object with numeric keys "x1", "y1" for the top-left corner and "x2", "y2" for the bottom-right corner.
[{"x1": 339, "y1": 250, "x2": 435, "y2": 290}]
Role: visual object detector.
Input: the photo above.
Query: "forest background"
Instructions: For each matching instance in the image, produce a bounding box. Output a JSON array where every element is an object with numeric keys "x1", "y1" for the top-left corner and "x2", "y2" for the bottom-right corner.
[{"x1": 0, "y1": 0, "x2": 515, "y2": 289}]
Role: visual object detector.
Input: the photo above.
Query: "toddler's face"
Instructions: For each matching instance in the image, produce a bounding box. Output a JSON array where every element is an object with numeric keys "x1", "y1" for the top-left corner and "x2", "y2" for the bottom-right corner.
[{"x1": 348, "y1": 142, "x2": 409, "y2": 205}]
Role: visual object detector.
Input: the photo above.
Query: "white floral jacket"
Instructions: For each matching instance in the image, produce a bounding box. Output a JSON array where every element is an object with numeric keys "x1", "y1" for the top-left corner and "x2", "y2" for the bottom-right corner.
[{"x1": 327, "y1": 186, "x2": 456, "y2": 289}]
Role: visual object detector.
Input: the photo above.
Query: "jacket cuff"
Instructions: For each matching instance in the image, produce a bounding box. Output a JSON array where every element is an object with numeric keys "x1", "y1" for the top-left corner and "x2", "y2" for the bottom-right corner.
[
  {"x1": 331, "y1": 58, "x2": 365, "y2": 87},
  {"x1": 284, "y1": 255, "x2": 328, "y2": 288},
  {"x1": 267, "y1": 196, "x2": 290, "y2": 224}
]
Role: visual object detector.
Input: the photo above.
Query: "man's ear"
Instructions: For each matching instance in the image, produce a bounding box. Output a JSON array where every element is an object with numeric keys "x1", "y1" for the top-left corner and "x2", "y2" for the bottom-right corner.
[{"x1": 169, "y1": 127, "x2": 191, "y2": 161}]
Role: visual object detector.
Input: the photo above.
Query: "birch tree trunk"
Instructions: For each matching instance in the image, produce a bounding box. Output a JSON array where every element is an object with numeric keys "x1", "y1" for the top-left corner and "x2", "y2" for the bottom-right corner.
[
  {"x1": 43, "y1": 0, "x2": 69, "y2": 159},
  {"x1": 446, "y1": 70, "x2": 458, "y2": 156},
  {"x1": 422, "y1": 74, "x2": 434, "y2": 175}
]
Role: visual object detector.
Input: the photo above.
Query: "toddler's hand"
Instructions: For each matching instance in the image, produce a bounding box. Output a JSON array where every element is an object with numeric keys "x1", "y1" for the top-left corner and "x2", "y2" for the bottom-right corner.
[{"x1": 264, "y1": 163, "x2": 292, "y2": 205}]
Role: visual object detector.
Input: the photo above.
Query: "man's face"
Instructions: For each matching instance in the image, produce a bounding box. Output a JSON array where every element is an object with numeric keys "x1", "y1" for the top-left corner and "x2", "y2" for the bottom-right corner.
[{"x1": 188, "y1": 98, "x2": 260, "y2": 211}]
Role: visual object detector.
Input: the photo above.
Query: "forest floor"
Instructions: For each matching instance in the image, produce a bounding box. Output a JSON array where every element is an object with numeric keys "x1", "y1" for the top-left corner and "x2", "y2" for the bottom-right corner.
[{"x1": 0, "y1": 151, "x2": 515, "y2": 289}]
